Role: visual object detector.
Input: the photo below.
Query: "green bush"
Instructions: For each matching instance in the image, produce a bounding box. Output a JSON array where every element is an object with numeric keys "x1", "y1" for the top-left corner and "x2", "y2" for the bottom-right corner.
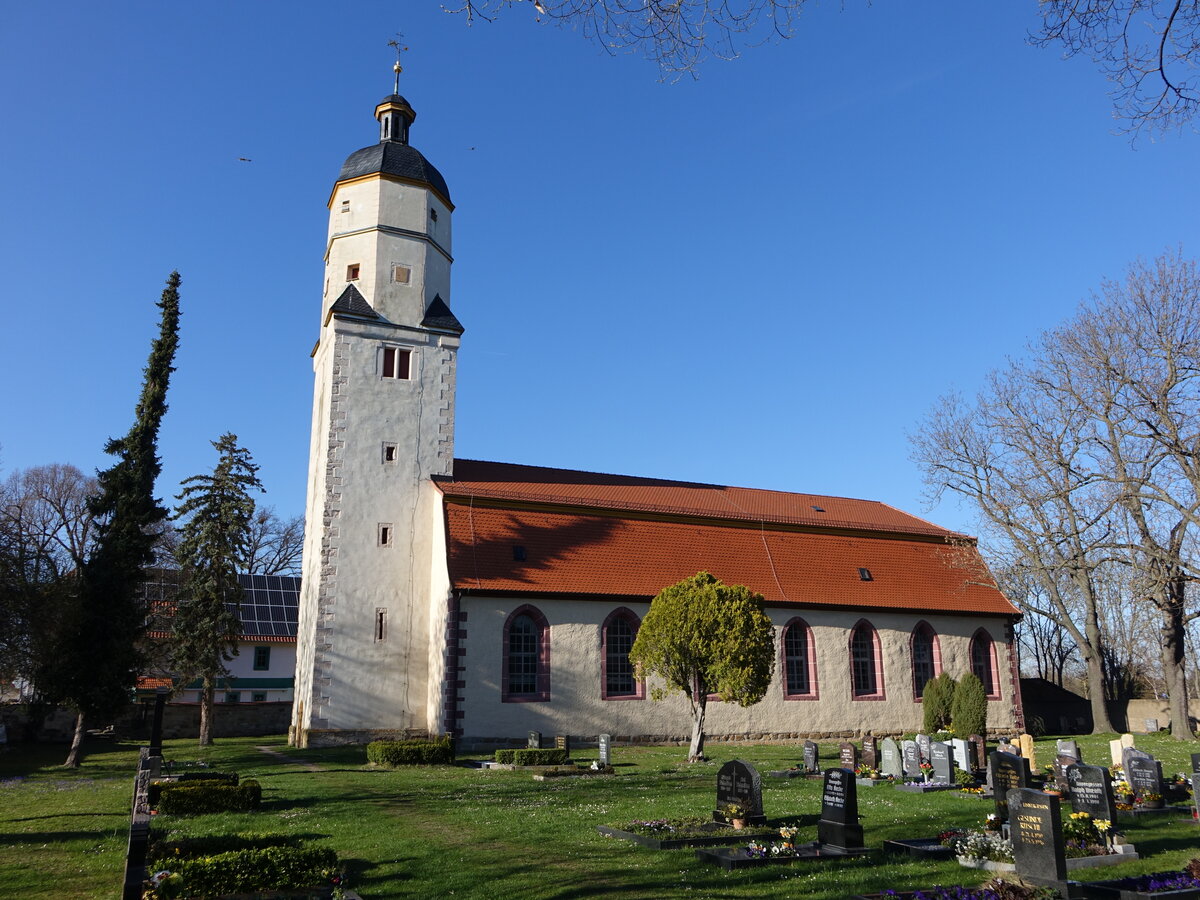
[
  {"x1": 157, "y1": 845, "x2": 338, "y2": 896},
  {"x1": 149, "y1": 832, "x2": 300, "y2": 862},
  {"x1": 494, "y1": 748, "x2": 570, "y2": 766},
  {"x1": 156, "y1": 779, "x2": 262, "y2": 815},
  {"x1": 922, "y1": 672, "x2": 957, "y2": 733},
  {"x1": 366, "y1": 736, "x2": 455, "y2": 766},
  {"x1": 952, "y1": 672, "x2": 988, "y2": 739},
  {"x1": 147, "y1": 774, "x2": 238, "y2": 807}
]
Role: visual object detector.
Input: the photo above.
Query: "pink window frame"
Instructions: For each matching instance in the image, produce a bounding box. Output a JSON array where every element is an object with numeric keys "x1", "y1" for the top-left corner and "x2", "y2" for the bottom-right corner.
[
  {"x1": 780, "y1": 617, "x2": 819, "y2": 700},
  {"x1": 849, "y1": 619, "x2": 885, "y2": 701},
  {"x1": 909, "y1": 620, "x2": 943, "y2": 702},
  {"x1": 970, "y1": 628, "x2": 1002, "y2": 700},
  {"x1": 601, "y1": 607, "x2": 644, "y2": 701},
  {"x1": 502, "y1": 605, "x2": 551, "y2": 703}
]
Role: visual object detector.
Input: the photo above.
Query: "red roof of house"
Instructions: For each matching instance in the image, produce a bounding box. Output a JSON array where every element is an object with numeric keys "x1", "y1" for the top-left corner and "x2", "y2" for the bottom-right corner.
[{"x1": 435, "y1": 460, "x2": 1018, "y2": 617}]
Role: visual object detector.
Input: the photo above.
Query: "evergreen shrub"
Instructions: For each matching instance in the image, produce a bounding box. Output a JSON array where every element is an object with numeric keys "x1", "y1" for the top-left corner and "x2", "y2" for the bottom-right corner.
[
  {"x1": 494, "y1": 748, "x2": 570, "y2": 766},
  {"x1": 922, "y1": 673, "x2": 957, "y2": 733},
  {"x1": 952, "y1": 673, "x2": 988, "y2": 739},
  {"x1": 148, "y1": 773, "x2": 238, "y2": 806},
  {"x1": 366, "y1": 736, "x2": 455, "y2": 766},
  {"x1": 156, "y1": 779, "x2": 262, "y2": 815},
  {"x1": 149, "y1": 832, "x2": 300, "y2": 861},
  {"x1": 157, "y1": 845, "x2": 338, "y2": 896}
]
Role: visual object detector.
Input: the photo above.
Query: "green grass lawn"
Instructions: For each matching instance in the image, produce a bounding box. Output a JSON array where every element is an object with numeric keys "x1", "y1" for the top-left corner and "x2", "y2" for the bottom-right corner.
[{"x1": 4, "y1": 731, "x2": 1200, "y2": 899}]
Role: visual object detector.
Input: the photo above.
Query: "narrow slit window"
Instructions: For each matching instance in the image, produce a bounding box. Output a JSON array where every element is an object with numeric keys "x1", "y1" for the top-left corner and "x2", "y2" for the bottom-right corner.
[
  {"x1": 381, "y1": 347, "x2": 411, "y2": 380},
  {"x1": 375, "y1": 608, "x2": 388, "y2": 642},
  {"x1": 382, "y1": 442, "x2": 398, "y2": 463},
  {"x1": 379, "y1": 523, "x2": 393, "y2": 546},
  {"x1": 429, "y1": 207, "x2": 438, "y2": 222}
]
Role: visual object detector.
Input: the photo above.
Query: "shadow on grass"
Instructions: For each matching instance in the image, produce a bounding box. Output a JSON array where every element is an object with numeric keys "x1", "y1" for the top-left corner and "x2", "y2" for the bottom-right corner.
[{"x1": 0, "y1": 829, "x2": 114, "y2": 844}]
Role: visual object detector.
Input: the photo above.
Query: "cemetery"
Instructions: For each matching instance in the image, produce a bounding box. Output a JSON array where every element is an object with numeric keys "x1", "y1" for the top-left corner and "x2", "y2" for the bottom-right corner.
[{"x1": 9, "y1": 729, "x2": 1200, "y2": 897}]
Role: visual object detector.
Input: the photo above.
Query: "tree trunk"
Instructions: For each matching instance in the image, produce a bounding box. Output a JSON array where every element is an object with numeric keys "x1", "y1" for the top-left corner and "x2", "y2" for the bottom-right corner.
[
  {"x1": 688, "y1": 697, "x2": 707, "y2": 762},
  {"x1": 199, "y1": 678, "x2": 214, "y2": 747},
  {"x1": 1160, "y1": 580, "x2": 1193, "y2": 739},
  {"x1": 1080, "y1": 603, "x2": 1118, "y2": 733},
  {"x1": 63, "y1": 710, "x2": 85, "y2": 768}
]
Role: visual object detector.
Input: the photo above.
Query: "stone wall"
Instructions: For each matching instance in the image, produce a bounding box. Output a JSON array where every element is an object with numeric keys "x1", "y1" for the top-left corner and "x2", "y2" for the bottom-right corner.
[{"x1": 0, "y1": 702, "x2": 293, "y2": 743}]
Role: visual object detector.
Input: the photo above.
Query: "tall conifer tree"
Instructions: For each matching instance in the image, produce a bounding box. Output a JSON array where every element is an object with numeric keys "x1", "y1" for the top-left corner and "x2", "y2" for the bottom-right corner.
[
  {"x1": 53, "y1": 272, "x2": 181, "y2": 767},
  {"x1": 172, "y1": 433, "x2": 263, "y2": 746}
]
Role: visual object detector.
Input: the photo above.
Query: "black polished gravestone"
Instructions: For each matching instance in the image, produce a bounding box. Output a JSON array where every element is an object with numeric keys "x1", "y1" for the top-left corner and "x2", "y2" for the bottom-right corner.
[
  {"x1": 598, "y1": 734, "x2": 611, "y2": 767},
  {"x1": 1122, "y1": 746, "x2": 1151, "y2": 775},
  {"x1": 555, "y1": 734, "x2": 571, "y2": 755},
  {"x1": 916, "y1": 733, "x2": 932, "y2": 762},
  {"x1": 818, "y1": 768, "x2": 865, "y2": 851},
  {"x1": 840, "y1": 742, "x2": 860, "y2": 771},
  {"x1": 1052, "y1": 756, "x2": 1076, "y2": 795},
  {"x1": 969, "y1": 735, "x2": 987, "y2": 772},
  {"x1": 902, "y1": 741, "x2": 922, "y2": 777},
  {"x1": 880, "y1": 738, "x2": 902, "y2": 780},
  {"x1": 930, "y1": 742, "x2": 954, "y2": 785},
  {"x1": 1009, "y1": 788, "x2": 1067, "y2": 885},
  {"x1": 714, "y1": 760, "x2": 765, "y2": 825},
  {"x1": 148, "y1": 687, "x2": 168, "y2": 758},
  {"x1": 990, "y1": 751, "x2": 1031, "y2": 821},
  {"x1": 1191, "y1": 754, "x2": 1200, "y2": 820},
  {"x1": 1126, "y1": 755, "x2": 1164, "y2": 799},
  {"x1": 862, "y1": 736, "x2": 879, "y2": 769},
  {"x1": 528, "y1": 731, "x2": 542, "y2": 749},
  {"x1": 1057, "y1": 739, "x2": 1082, "y2": 762},
  {"x1": 1067, "y1": 763, "x2": 1117, "y2": 822},
  {"x1": 803, "y1": 741, "x2": 820, "y2": 774}
]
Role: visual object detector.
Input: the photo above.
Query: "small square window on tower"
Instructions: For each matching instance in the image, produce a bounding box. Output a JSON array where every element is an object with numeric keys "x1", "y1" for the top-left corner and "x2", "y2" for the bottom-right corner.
[
  {"x1": 340, "y1": 199, "x2": 350, "y2": 213},
  {"x1": 379, "y1": 523, "x2": 393, "y2": 546},
  {"x1": 381, "y1": 346, "x2": 412, "y2": 380},
  {"x1": 382, "y1": 442, "x2": 398, "y2": 464},
  {"x1": 347, "y1": 263, "x2": 360, "y2": 281},
  {"x1": 392, "y1": 264, "x2": 411, "y2": 284}
]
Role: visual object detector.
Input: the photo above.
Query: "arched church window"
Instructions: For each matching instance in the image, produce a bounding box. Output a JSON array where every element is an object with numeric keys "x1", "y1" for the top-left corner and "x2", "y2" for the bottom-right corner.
[
  {"x1": 970, "y1": 628, "x2": 1000, "y2": 699},
  {"x1": 849, "y1": 620, "x2": 884, "y2": 699},
  {"x1": 502, "y1": 605, "x2": 550, "y2": 702},
  {"x1": 601, "y1": 608, "x2": 642, "y2": 700},
  {"x1": 781, "y1": 618, "x2": 817, "y2": 699},
  {"x1": 910, "y1": 621, "x2": 941, "y2": 699}
]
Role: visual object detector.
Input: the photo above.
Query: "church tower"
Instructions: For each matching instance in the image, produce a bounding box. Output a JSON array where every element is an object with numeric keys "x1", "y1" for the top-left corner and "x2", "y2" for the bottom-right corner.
[{"x1": 291, "y1": 70, "x2": 463, "y2": 747}]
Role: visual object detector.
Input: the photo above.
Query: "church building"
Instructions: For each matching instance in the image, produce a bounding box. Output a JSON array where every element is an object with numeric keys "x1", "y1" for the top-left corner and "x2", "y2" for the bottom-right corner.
[{"x1": 290, "y1": 85, "x2": 1024, "y2": 750}]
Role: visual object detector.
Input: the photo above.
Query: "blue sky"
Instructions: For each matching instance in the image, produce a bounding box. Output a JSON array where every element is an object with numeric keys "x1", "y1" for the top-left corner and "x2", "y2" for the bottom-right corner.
[{"x1": 2, "y1": 2, "x2": 1196, "y2": 538}]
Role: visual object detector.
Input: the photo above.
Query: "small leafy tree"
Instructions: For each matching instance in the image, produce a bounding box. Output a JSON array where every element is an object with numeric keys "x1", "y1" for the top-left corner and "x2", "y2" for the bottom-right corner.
[
  {"x1": 172, "y1": 434, "x2": 264, "y2": 746},
  {"x1": 922, "y1": 672, "x2": 957, "y2": 733},
  {"x1": 629, "y1": 571, "x2": 775, "y2": 762},
  {"x1": 952, "y1": 672, "x2": 988, "y2": 739}
]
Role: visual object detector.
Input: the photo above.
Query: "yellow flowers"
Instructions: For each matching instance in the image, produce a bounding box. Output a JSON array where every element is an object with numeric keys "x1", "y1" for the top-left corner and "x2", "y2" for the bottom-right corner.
[{"x1": 1095, "y1": 819, "x2": 1112, "y2": 833}]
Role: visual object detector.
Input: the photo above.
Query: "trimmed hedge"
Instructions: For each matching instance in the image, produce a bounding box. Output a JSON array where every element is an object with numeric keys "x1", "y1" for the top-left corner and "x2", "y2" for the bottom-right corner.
[
  {"x1": 922, "y1": 672, "x2": 957, "y2": 734},
  {"x1": 494, "y1": 748, "x2": 570, "y2": 766},
  {"x1": 149, "y1": 831, "x2": 301, "y2": 862},
  {"x1": 952, "y1": 672, "x2": 988, "y2": 739},
  {"x1": 366, "y1": 736, "x2": 454, "y2": 766},
  {"x1": 148, "y1": 773, "x2": 238, "y2": 807},
  {"x1": 156, "y1": 779, "x2": 262, "y2": 815},
  {"x1": 155, "y1": 845, "x2": 338, "y2": 896}
]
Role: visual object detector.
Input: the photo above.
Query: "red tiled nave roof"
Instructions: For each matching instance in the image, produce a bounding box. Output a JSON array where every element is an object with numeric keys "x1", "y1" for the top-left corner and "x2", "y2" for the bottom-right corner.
[{"x1": 435, "y1": 460, "x2": 1018, "y2": 617}]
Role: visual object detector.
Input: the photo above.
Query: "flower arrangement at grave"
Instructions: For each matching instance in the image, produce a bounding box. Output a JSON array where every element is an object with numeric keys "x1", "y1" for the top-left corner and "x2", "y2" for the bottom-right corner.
[
  {"x1": 855, "y1": 764, "x2": 886, "y2": 780},
  {"x1": 1137, "y1": 790, "x2": 1165, "y2": 809},
  {"x1": 1062, "y1": 811, "x2": 1119, "y2": 858},
  {"x1": 742, "y1": 825, "x2": 804, "y2": 858},
  {"x1": 1165, "y1": 772, "x2": 1192, "y2": 801},
  {"x1": 877, "y1": 881, "x2": 1060, "y2": 900},
  {"x1": 919, "y1": 761, "x2": 934, "y2": 782},
  {"x1": 946, "y1": 826, "x2": 1014, "y2": 864},
  {"x1": 1095, "y1": 858, "x2": 1200, "y2": 897}
]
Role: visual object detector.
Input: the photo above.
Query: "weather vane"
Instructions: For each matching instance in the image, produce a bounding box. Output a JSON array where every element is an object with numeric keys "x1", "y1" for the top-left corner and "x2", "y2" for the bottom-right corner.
[{"x1": 387, "y1": 34, "x2": 408, "y2": 95}]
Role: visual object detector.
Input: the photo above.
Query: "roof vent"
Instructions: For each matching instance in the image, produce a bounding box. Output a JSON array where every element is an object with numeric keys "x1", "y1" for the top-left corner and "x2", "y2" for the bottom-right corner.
[
  {"x1": 858, "y1": 568, "x2": 873, "y2": 581},
  {"x1": 513, "y1": 546, "x2": 527, "y2": 562},
  {"x1": 811, "y1": 505, "x2": 826, "y2": 512}
]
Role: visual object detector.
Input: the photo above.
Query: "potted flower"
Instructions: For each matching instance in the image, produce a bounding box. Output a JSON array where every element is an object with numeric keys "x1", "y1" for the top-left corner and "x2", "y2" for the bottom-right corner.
[
  {"x1": 1138, "y1": 791, "x2": 1165, "y2": 810},
  {"x1": 722, "y1": 801, "x2": 749, "y2": 829}
]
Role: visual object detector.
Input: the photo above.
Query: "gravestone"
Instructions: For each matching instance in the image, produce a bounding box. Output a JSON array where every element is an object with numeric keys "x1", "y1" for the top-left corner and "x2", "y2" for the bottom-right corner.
[
  {"x1": 1009, "y1": 788, "x2": 1067, "y2": 884},
  {"x1": 598, "y1": 733, "x2": 611, "y2": 767},
  {"x1": 817, "y1": 767, "x2": 865, "y2": 851},
  {"x1": 1109, "y1": 738, "x2": 1124, "y2": 767},
  {"x1": 1126, "y1": 755, "x2": 1163, "y2": 799},
  {"x1": 902, "y1": 741, "x2": 922, "y2": 777},
  {"x1": 148, "y1": 688, "x2": 167, "y2": 758},
  {"x1": 997, "y1": 739, "x2": 1017, "y2": 757},
  {"x1": 1121, "y1": 733, "x2": 1136, "y2": 750},
  {"x1": 556, "y1": 734, "x2": 571, "y2": 755},
  {"x1": 861, "y1": 736, "x2": 878, "y2": 769},
  {"x1": 1067, "y1": 763, "x2": 1117, "y2": 822},
  {"x1": 1191, "y1": 754, "x2": 1200, "y2": 820},
  {"x1": 880, "y1": 738, "x2": 902, "y2": 780},
  {"x1": 803, "y1": 741, "x2": 820, "y2": 774},
  {"x1": 1123, "y1": 746, "x2": 1151, "y2": 774},
  {"x1": 839, "y1": 742, "x2": 860, "y2": 771},
  {"x1": 930, "y1": 742, "x2": 953, "y2": 785},
  {"x1": 1019, "y1": 733, "x2": 1037, "y2": 770},
  {"x1": 714, "y1": 759, "x2": 765, "y2": 825},
  {"x1": 969, "y1": 735, "x2": 987, "y2": 772},
  {"x1": 1144, "y1": 718, "x2": 1159, "y2": 733},
  {"x1": 528, "y1": 731, "x2": 542, "y2": 749},
  {"x1": 951, "y1": 739, "x2": 970, "y2": 773},
  {"x1": 990, "y1": 751, "x2": 1030, "y2": 821},
  {"x1": 1056, "y1": 739, "x2": 1081, "y2": 762},
  {"x1": 1051, "y1": 755, "x2": 1076, "y2": 795},
  {"x1": 916, "y1": 733, "x2": 932, "y2": 762}
]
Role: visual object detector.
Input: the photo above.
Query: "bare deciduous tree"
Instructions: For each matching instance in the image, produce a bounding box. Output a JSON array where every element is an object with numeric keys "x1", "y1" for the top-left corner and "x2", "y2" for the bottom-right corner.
[{"x1": 243, "y1": 507, "x2": 304, "y2": 577}]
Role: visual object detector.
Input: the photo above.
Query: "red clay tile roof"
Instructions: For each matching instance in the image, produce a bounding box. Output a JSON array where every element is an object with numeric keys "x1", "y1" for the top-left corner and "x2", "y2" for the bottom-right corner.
[
  {"x1": 438, "y1": 460, "x2": 960, "y2": 537},
  {"x1": 437, "y1": 461, "x2": 1017, "y2": 617}
]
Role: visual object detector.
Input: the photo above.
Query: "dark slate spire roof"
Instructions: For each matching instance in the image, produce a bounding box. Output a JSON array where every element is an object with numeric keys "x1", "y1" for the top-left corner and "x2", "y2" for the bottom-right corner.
[
  {"x1": 337, "y1": 142, "x2": 451, "y2": 203},
  {"x1": 422, "y1": 294, "x2": 464, "y2": 334},
  {"x1": 329, "y1": 283, "x2": 379, "y2": 319}
]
